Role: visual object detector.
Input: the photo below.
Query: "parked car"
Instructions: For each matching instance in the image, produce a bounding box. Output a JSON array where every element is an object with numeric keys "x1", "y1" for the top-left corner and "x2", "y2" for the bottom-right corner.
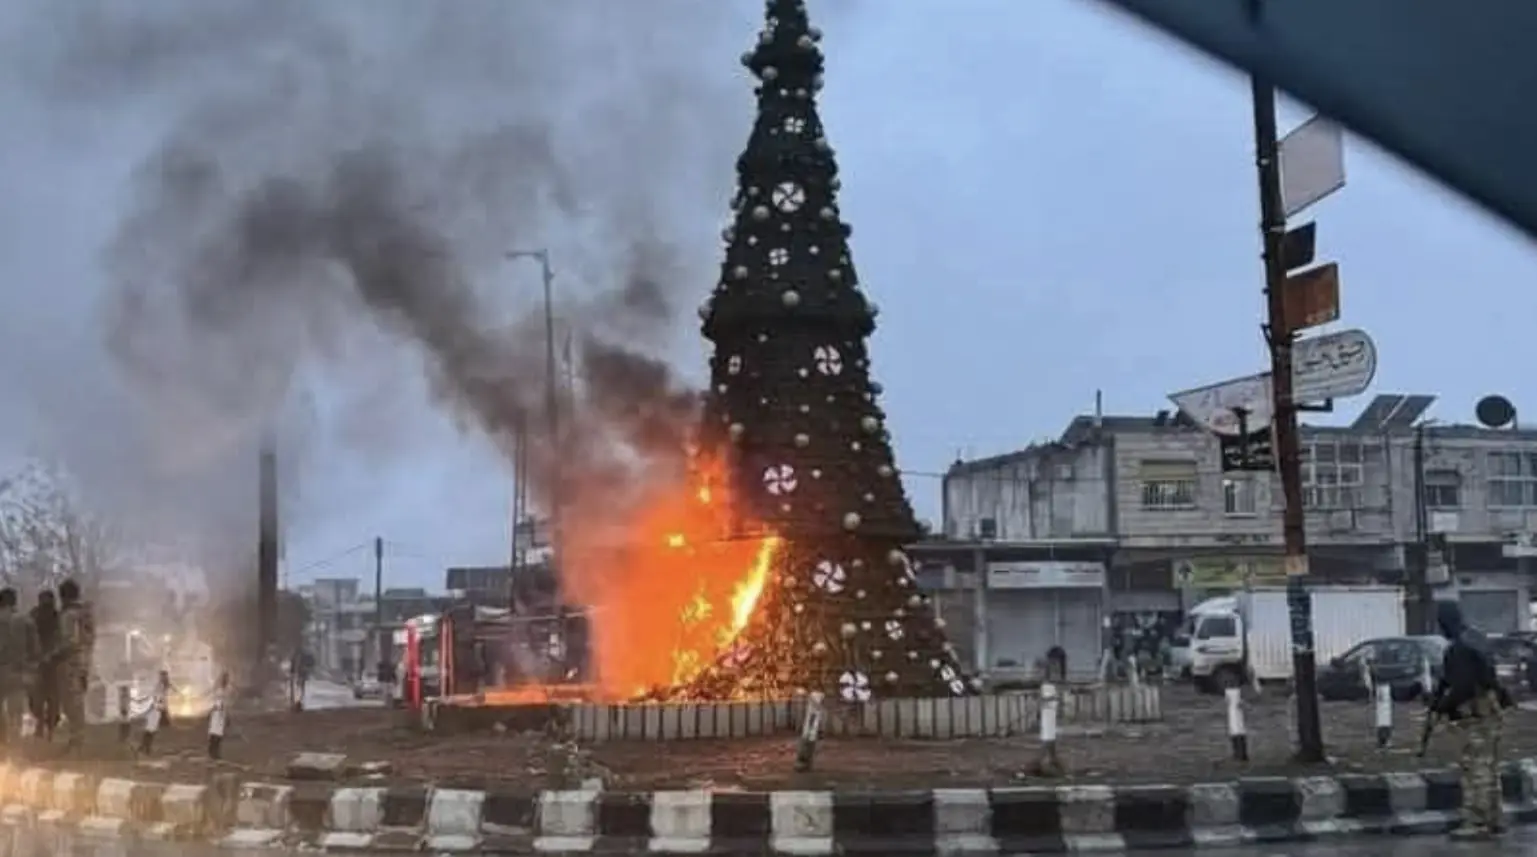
[
  {"x1": 1316, "y1": 635, "x2": 1447, "y2": 702},
  {"x1": 352, "y1": 674, "x2": 386, "y2": 700},
  {"x1": 1489, "y1": 633, "x2": 1537, "y2": 691}
]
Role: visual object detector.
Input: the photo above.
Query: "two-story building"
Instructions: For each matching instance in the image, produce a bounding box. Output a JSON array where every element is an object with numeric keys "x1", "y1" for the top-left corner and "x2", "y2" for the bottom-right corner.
[{"x1": 929, "y1": 393, "x2": 1537, "y2": 680}]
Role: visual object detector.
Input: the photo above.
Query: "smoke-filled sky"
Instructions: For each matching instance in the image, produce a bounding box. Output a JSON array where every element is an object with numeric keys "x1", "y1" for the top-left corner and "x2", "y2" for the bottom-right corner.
[{"x1": 3, "y1": 0, "x2": 1536, "y2": 591}]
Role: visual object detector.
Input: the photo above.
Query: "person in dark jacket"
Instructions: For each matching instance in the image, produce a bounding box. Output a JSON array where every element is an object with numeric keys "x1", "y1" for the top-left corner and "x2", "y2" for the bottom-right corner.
[
  {"x1": 28, "y1": 590, "x2": 59, "y2": 740},
  {"x1": 1431, "y1": 601, "x2": 1513, "y2": 838}
]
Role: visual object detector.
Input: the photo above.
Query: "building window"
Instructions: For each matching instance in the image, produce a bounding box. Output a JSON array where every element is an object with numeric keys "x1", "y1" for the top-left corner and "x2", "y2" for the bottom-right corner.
[
  {"x1": 1423, "y1": 469, "x2": 1461, "y2": 509},
  {"x1": 1223, "y1": 477, "x2": 1258, "y2": 516},
  {"x1": 1488, "y1": 451, "x2": 1537, "y2": 507},
  {"x1": 1301, "y1": 440, "x2": 1363, "y2": 509},
  {"x1": 1139, "y1": 460, "x2": 1197, "y2": 510}
]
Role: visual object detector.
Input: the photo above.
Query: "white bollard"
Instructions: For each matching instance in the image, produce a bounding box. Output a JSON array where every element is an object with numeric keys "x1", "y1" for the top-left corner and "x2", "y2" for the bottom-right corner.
[
  {"x1": 1226, "y1": 686, "x2": 1248, "y2": 762},
  {"x1": 207, "y1": 672, "x2": 229, "y2": 759},
  {"x1": 794, "y1": 691, "x2": 825, "y2": 773},
  {"x1": 1374, "y1": 680, "x2": 1393, "y2": 748},
  {"x1": 1036, "y1": 682, "x2": 1062, "y2": 775}
]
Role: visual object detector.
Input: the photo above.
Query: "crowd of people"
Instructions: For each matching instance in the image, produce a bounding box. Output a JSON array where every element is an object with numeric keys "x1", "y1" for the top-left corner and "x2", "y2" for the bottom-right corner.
[{"x1": 0, "y1": 579, "x2": 95, "y2": 752}]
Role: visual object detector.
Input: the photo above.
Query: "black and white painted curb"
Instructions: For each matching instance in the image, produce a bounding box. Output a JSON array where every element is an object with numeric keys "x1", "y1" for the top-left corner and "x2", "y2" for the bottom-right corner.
[{"x1": 1, "y1": 760, "x2": 1536, "y2": 852}]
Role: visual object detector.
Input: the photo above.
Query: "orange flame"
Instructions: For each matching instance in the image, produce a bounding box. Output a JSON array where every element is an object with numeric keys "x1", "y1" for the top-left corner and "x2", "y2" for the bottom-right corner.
[{"x1": 559, "y1": 452, "x2": 779, "y2": 699}]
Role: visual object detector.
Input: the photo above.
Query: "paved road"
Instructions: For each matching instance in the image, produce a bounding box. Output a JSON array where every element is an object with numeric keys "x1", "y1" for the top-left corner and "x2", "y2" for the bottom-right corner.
[
  {"x1": 301, "y1": 679, "x2": 382, "y2": 710},
  {"x1": 1127, "y1": 828, "x2": 1537, "y2": 856}
]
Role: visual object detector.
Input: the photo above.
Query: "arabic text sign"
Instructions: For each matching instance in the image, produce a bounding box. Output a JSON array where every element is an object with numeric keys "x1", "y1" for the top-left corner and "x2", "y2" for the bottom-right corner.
[
  {"x1": 1169, "y1": 373, "x2": 1271, "y2": 436},
  {"x1": 1169, "y1": 329, "x2": 1378, "y2": 435},
  {"x1": 1293, "y1": 327, "x2": 1377, "y2": 402}
]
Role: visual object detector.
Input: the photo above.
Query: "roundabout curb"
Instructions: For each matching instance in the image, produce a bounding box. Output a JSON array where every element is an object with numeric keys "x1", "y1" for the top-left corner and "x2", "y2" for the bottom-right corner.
[{"x1": 0, "y1": 758, "x2": 1531, "y2": 852}]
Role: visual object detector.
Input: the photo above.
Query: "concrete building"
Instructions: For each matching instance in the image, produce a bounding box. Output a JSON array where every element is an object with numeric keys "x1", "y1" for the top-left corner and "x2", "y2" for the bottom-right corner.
[
  {"x1": 923, "y1": 393, "x2": 1537, "y2": 681},
  {"x1": 299, "y1": 577, "x2": 370, "y2": 678},
  {"x1": 300, "y1": 578, "x2": 455, "y2": 678}
]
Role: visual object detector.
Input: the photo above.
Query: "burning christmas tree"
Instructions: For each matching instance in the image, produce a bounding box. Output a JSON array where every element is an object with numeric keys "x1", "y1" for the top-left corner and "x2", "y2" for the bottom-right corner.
[{"x1": 681, "y1": 0, "x2": 975, "y2": 702}]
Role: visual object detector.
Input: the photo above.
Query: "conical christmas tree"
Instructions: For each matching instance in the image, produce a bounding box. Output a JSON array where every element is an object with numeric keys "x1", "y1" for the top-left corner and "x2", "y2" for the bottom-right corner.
[{"x1": 685, "y1": 0, "x2": 974, "y2": 702}]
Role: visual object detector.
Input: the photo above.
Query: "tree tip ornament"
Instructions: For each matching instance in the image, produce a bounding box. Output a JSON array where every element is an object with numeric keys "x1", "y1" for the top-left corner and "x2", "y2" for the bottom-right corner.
[{"x1": 677, "y1": 0, "x2": 976, "y2": 702}]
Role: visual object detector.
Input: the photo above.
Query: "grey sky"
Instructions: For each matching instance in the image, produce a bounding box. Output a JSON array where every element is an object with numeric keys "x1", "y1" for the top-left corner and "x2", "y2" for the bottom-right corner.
[{"x1": 2, "y1": 0, "x2": 1534, "y2": 591}]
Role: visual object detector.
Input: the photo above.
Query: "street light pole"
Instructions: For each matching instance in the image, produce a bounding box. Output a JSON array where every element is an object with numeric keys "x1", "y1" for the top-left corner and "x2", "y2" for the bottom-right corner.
[
  {"x1": 506, "y1": 250, "x2": 562, "y2": 567},
  {"x1": 1251, "y1": 75, "x2": 1325, "y2": 763}
]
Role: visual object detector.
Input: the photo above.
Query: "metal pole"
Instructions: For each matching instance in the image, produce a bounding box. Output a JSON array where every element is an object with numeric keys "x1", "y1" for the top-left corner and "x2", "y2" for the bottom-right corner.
[
  {"x1": 539, "y1": 251, "x2": 562, "y2": 569},
  {"x1": 511, "y1": 415, "x2": 524, "y2": 568},
  {"x1": 507, "y1": 249, "x2": 563, "y2": 567},
  {"x1": 373, "y1": 537, "x2": 384, "y2": 669},
  {"x1": 1252, "y1": 75, "x2": 1325, "y2": 762},
  {"x1": 1411, "y1": 424, "x2": 1432, "y2": 633}
]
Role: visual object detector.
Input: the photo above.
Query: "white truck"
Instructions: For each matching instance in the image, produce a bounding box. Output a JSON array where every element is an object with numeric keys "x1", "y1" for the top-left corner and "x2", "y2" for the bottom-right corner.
[{"x1": 1184, "y1": 585, "x2": 1404, "y2": 692}]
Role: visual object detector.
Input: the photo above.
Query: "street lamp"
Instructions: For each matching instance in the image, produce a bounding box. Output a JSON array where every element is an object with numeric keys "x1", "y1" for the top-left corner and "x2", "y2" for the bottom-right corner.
[{"x1": 505, "y1": 250, "x2": 561, "y2": 575}]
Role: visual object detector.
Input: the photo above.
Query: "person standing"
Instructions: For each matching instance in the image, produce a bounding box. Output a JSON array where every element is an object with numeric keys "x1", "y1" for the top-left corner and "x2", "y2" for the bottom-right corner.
[
  {"x1": 29, "y1": 591, "x2": 59, "y2": 740},
  {"x1": 0, "y1": 588, "x2": 38, "y2": 743},
  {"x1": 1431, "y1": 600, "x2": 1514, "y2": 839},
  {"x1": 55, "y1": 579, "x2": 95, "y2": 753}
]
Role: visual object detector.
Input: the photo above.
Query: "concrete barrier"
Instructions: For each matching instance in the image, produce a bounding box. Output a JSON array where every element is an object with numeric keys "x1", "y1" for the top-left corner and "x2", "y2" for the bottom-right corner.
[{"x1": 555, "y1": 684, "x2": 1162, "y2": 742}]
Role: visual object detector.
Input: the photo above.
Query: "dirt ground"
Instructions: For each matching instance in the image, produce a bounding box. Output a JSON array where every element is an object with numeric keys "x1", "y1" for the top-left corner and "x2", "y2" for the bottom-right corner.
[{"x1": 22, "y1": 686, "x2": 1537, "y2": 792}]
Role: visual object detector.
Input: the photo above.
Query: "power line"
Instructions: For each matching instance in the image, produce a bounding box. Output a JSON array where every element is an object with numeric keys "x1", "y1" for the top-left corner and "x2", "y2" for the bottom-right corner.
[{"x1": 286, "y1": 541, "x2": 371, "y2": 579}]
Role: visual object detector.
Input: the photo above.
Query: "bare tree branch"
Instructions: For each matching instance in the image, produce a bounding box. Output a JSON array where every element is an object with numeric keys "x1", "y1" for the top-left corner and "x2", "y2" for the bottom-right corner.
[{"x1": 0, "y1": 461, "x2": 121, "y2": 593}]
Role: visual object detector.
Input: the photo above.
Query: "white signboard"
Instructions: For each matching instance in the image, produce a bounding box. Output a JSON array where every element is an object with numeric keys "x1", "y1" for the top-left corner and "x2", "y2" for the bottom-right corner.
[
  {"x1": 1503, "y1": 533, "x2": 1537, "y2": 559},
  {"x1": 1293, "y1": 328, "x2": 1377, "y2": 402},
  {"x1": 1280, "y1": 114, "x2": 1347, "y2": 218},
  {"x1": 1168, "y1": 373, "x2": 1271, "y2": 436},
  {"x1": 986, "y1": 561, "x2": 1105, "y2": 590},
  {"x1": 1169, "y1": 329, "x2": 1378, "y2": 435}
]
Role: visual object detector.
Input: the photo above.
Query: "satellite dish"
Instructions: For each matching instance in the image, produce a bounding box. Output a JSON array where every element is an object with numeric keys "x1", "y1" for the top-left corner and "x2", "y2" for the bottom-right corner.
[{"x1": 1476, "y1": 394, "x2": 1517, "y2": 429}]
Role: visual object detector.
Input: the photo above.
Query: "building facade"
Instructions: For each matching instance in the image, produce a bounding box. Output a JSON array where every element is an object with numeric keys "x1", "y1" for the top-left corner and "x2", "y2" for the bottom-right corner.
[
  {"x1": 300, "y1": 577, "x2": 370, "y2": 678},
  {"x1": 928, "y1": 395, "x2": 1537, "y2": 680}
]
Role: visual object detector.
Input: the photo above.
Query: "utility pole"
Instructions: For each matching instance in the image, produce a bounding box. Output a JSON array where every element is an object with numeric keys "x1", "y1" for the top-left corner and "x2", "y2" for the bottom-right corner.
[
  {"x1": 1410, "y1": 423, "x2": 1436, "y2": 634},
  {"x1": 373, "y1": 537, "x2": 384, "y2": 670},
  {"x1": 511, "y1": 416, "x2": 528, "y2": 577},
  {"x1": 1252, "y1": 75, "x2": 1325, "y2": 762},
  {"x1": 257, "y1": 436, "x2": 279, "y2": 686},
  {"x1": 507, "y1": 250, "x2": 562, "y2": 568}
]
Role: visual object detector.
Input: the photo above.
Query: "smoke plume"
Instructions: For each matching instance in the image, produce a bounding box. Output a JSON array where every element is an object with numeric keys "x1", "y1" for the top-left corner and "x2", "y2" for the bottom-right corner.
[{"x1": 3, "y1": 0, "x2": 754, "y2": 573}]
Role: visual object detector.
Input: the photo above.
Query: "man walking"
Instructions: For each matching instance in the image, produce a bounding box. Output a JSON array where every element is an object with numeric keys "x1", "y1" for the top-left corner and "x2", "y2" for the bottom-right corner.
[
  {"x1": 0, "y1": 588, "x2": 38, "y2": 744},
  {"x1": 55, "y1": 580, "x2": 95, "y2": 753},
  {"x1": 29, "y1": 591, "x2": 59, "y2": 740},
  {"x1": 1431, "y1": 600, "x2": 1514, "y2": 839}
]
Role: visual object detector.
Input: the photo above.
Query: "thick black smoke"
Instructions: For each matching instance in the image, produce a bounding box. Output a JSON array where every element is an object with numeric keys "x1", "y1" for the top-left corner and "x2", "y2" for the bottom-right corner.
[{"x1": 6, "y1": 0, "x2": 754, "y2": 571}]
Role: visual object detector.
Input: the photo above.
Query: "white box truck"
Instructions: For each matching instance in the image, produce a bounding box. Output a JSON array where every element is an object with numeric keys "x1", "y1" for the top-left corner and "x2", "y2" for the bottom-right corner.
[{"x1": 1185, "y1": 585, "x2": 1404, "y2": 691}]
